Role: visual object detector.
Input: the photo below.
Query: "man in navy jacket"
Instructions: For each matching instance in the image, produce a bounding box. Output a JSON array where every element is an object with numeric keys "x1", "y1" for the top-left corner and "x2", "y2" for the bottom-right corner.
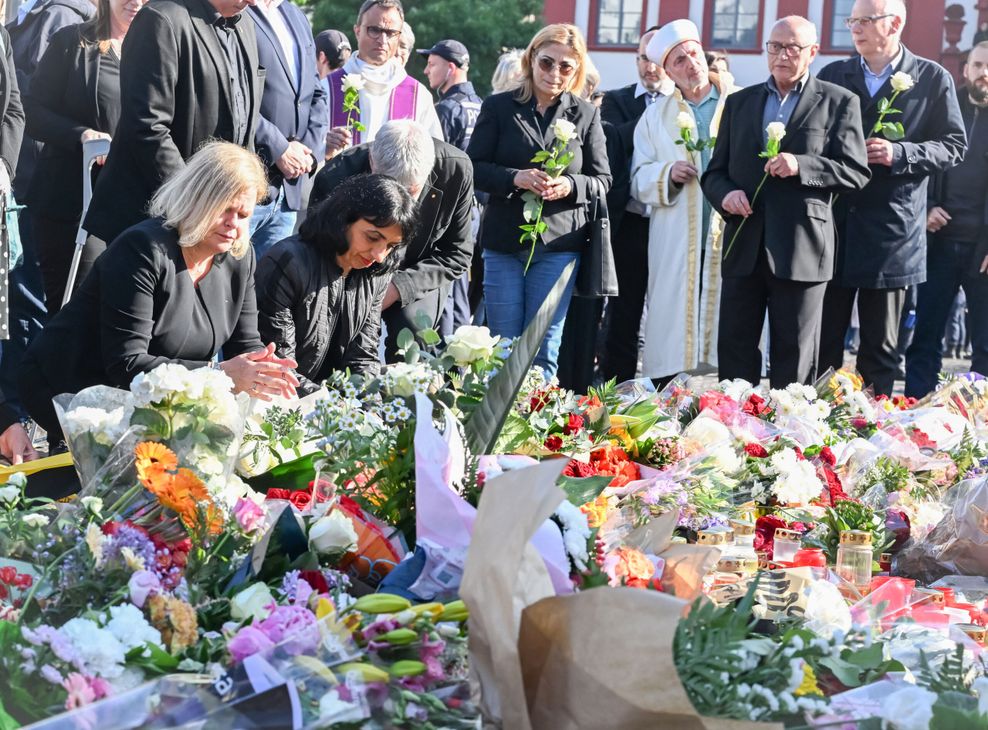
[
  {"x1": 816, "y1": 0, "x2": 966, "y2": 395},
  {"x1": 248, "y1": 0, "x2": 327, "y2": 255}
]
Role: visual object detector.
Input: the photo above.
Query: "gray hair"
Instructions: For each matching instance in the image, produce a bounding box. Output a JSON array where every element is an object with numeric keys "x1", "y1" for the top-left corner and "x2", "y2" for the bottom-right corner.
[
  {"x1": 491, "y1": 48, "x2": 523, "y2": 94},
  {"x1": 369, "y1": 120, "x2": 435, "y2": 192},
  {"x1": 399, "y1": 22, "x2": 414, "y2": 50}
]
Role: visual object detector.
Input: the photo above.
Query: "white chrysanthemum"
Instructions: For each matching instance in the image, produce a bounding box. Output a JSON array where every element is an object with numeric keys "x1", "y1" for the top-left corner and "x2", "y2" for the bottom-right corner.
[
  {"x1": 769, "y1": 449, "x2": 824, "y2": 505},
  {"x1": 60, "y1": 619, "x2": 126, "y2": 678},
  {"x1": 553, "y1": 500, "x2": 591, "y2": 571},
  {"x1": 105, "y1": 604, "x2": 163, "y2": 653}
]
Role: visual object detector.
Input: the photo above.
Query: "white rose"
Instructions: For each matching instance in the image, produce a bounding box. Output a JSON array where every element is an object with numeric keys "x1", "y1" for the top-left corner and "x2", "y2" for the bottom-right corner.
[
  {"x1": 878, "y1": 686, "x2": 937, "y2": 730},
  {"x1": 22, "y1": 514, "x2": 49, "y2": 528},
  {"x1": 0, "y1": 485, "x2": 19, "y2": 505},
  {"x1": 552, "y1": 118, "x2": 577, "y2": 145},
  {"x1": 683, "y1": 416, "x2": 732, "y2": 447},
  {"x1": 766, "y1": 121, "x2": 787, "y2": 143},
  {"x1": 230, "y1": 583, "x2": 274, "y2": 622},
  {"x1": 444, "y1": 325, "x2": 501, "y2": 366},
  {"x1": 80, "y1": 496, "x2": 103, "y2": 515},
  {"x1": 676, "y1": 111, "x2": 695, "y2": 130},
  {"x1": 890, "y1": 72, "x2": 915, "y2": 93},
  {"x1": 342, "y1": 73, "x2": 365, "y2": 93},
  {"x1": 309, "y1": 510, "x2": 358, "y2": 554}
]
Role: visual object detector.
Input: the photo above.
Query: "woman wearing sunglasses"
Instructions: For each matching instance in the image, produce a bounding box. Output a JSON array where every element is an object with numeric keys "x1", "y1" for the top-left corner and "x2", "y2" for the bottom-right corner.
[{"x1": 467, "y1": 23, "x2": 611, "y2": 377}]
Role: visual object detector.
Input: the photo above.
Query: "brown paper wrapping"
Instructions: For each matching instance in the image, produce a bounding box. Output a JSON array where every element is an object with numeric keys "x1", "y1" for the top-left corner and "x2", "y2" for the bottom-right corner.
[{"x1": 461, "y1": 462, "x2": 780, "y2": 730}]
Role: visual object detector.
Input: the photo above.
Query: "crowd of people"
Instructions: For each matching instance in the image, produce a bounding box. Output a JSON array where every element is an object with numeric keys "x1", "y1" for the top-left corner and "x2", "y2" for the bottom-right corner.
[{"x1": 0, "y1": 0, "x2": 981, "y2": 470}]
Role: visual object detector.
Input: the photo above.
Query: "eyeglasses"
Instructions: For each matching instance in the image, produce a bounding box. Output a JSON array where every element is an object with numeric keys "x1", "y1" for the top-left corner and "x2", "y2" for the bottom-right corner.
[
  {"x1": 765, "y1": 41, "x2": 812, "y2": 56},
  {"x1": 536, "y1": 55, "x2": 577, "y2": 77},
  {"x1": 844, "y1": 14, "x2": 893, "y2": 28},
  {"x1": 363, "y1": 24, "x2": 401, "y2": 41}
]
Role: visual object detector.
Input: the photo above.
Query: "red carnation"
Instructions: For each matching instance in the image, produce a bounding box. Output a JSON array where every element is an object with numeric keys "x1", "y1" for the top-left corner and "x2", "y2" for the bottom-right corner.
[
  {"x1": 819, "y1": 446, "x2": 836, "y2": 466},
  {"x1": 265, "y1": 488, "x2": 291, "y2": 501},
  {"x1": 744, "y1": 443, "x2": 769, "y2": 458},
  {"x1": 289, "y1": 489, "x2": 312, "y2": 509},
  {"x1": 753, "y1": 514, "x2": 788, "y2": 554},
  {"x1": 823, "y1": 468, "x2": 848, "y2": 504},
  {"x1": 544, "y1": 435, "x2": 564, "y2": 452},
  {"x1": 0, "y1": 567, "x2": 15, "y2": 585},
  {"x1": 563, "y1": 413, "x2": 585, "y2": 436},
  {"x1": 563, "y1": 459, "x2": 597, "y2": 478},
  {"x1": 742, "y1": 394, "x2": 773, "y2": 418}
]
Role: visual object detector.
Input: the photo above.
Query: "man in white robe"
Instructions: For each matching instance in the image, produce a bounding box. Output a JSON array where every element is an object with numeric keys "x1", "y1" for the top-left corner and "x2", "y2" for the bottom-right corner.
[
  {"x1": 631, "y1": 20, "x2": 738, "y2": 383},
  {"x1": 324, "y1": 0, "x2": 442, "y2": 158}
]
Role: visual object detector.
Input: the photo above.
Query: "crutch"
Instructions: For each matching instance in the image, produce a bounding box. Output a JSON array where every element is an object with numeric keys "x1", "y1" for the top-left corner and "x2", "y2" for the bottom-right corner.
[{"x1": 62, "y1": 137, "x2": 112, "y2": 309}]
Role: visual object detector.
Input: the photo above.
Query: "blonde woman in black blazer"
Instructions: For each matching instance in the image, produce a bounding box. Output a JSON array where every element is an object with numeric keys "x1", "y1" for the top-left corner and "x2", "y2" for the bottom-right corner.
[
  {"x1": 25, "y1": 0, "x2": 146, "y2": 313},
  {"x1": 467, "y1": 23, "x2": 610, "y2": 377}
]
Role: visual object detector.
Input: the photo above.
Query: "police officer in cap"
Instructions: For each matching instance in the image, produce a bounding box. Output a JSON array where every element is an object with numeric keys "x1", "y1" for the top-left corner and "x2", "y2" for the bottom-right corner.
[{"x1": 417, "y1": 39, "x2": 481, "y2": 151}]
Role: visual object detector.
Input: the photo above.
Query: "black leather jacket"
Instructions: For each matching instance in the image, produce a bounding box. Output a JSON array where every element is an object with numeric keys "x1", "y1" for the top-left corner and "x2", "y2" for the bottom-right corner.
[{"x1": 256, "y1": 236, "x2": 388, "y2": 395}]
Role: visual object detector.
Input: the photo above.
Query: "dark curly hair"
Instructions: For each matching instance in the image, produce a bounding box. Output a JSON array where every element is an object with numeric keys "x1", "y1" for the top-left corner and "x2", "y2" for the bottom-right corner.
[{"x1": 299, "y1": 173, "x2": 418, "y2": 276}]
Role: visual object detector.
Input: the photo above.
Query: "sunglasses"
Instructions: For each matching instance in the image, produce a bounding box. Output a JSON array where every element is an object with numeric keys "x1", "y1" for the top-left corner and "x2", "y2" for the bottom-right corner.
[{"x1": 536, "y1": 55, "x2": 577, "y2": 77}]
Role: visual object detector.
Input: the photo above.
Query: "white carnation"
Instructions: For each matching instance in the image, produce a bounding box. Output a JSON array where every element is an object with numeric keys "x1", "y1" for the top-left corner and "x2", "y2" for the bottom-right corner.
[
  {"x1": 105, "y1": 604, "x2": 163, "y2": 652},
  {"x1": 60, "y1": 619, "x2": 126, "y2": 678}
]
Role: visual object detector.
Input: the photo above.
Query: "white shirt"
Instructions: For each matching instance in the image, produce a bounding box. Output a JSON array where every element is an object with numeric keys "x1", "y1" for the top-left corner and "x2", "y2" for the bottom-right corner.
[{"x1": 257, "y1": 0, "x2": 299, "y2": 87}]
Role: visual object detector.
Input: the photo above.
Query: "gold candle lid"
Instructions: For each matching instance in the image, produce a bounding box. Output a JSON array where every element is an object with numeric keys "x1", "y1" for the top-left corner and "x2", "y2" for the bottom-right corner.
[
  {"x1": 774, "y1": 528, "x2": 802, "y2": 542},
  {"x1": 839, "y1": 529, "x2": 872, "y2": 546},
  {"x1": 915, "y1": 587, "x2": 946, "y2": 605},
  {"x1": 880, "y1": 552, "x2": 893, "y2": 562},
  {"x1": 958, "y1": 624, "x2": 987, "y2": 642},
  {"x1": 716, "y1": 557, "x2": 758, "y2": 574},
  {"x1": 697, "y1": 529, "x2": 733, "y2": 546},
  {"x1": 730, "y1": 519, "x2": 756, "y2": 536}
]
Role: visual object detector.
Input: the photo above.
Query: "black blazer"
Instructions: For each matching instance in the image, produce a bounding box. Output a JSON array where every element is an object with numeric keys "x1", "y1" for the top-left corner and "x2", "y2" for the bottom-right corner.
[
  {"x1": 600, "y1": 83, "x2": 646, "y2": 219},
  {"x1": 702, "y1": 74, "x2": 871, "y2": 282},
  {"x1": 83, "y1": 0, "x2": 264, "y2": 243},
  {"x1": 818, "y1": 47, "x2": 967, "y2": 289},
  {"x1": 24, "y1": 21, "x2": 116, "y2": 221},
  {"x1": 467, "y1": 90, "x2": 611, "y2": 254},
  {"x1": 310, "y1": 138, "x2": 475, "y2": 307},
  {"x1": 23, "y1": 218, "x2": 264, "y2": 396},
  {"x1": 0, "y1": 26, "x2": 23, "y2": 179},
  {"x1": 247, "y1": 2, "x2": 327, "y2": 211}
]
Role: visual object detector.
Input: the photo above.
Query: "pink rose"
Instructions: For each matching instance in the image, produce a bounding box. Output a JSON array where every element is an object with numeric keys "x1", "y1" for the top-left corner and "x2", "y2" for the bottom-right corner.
[
  {"x1": 128, "y1": 569, "x2": 161, "y2": 608},
  {"x1": 228, "y1": 625, "x2": 275, "y2": 663},
  {"x1": 233, "y1": 497, "x2": 265, "y2": 533}
]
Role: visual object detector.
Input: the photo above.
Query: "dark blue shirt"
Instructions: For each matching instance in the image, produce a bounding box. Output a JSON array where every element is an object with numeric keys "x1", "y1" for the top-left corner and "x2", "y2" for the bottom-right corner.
[{"x1": 762, "y1": 75, "x2": 806, "y2": 145}]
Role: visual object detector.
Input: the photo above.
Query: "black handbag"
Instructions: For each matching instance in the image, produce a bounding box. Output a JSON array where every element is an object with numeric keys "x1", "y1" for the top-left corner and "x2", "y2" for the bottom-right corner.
[{"x1": 574, "y1": 178, "x2": 619, "y2": 298}]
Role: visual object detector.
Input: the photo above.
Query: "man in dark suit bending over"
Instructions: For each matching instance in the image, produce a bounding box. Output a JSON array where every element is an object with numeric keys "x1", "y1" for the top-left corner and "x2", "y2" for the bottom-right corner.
[{"x1": 701, "y1": 16, "x2": 871, "y2": 387}]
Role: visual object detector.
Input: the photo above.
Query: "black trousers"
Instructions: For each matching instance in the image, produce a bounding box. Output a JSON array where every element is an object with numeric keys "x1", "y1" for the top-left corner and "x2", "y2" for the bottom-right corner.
[
  {"x1": 718, "y1": 250, "x2": 828, "y2": 388},
  {"x1": 34, "y1": 213, "x2": 106, "y2": 316},
  {"x1": 600, "y1": 212, "x2": 649, "y2": 382},
  {"x1": 383, "y1": 284, "x2": 449, "y2": 362},
  {"x1": 557, "y1": 296, "x2": 604, "y2": 393},
  {"x1": 818, "y1": 283, "x2": 906, "y2": 396}
]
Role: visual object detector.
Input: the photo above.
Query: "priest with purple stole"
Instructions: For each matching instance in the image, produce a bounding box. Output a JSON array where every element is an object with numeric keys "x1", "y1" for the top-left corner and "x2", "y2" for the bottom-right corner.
[{"x1": 324, "y1": 0, "x2": 442, "y2": 159}]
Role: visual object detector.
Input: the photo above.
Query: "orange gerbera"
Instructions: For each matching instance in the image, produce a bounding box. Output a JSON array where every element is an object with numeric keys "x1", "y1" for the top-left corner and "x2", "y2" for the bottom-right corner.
[
  {"x1": 135, "y1": 442, "x2": 178, "y2": 486},
  {"x1": 610, "y1": 547, "x2": 655, "y2": 587}
]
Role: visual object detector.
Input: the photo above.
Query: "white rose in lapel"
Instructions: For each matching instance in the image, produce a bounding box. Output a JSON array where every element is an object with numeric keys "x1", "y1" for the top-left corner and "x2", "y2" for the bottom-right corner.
[
  {"x1": 890, "y1": 72, "x2": 915, "y2": 93},
  {"x1": 675, "y1": 111, "x2": 695, "y2": 131},
  {"x1": 552, "y1": 118, "x2": 577, "y2": 145},
  {"x1": 765, "y1": 122, "x2": 787, "y2": 144},
  {"x1": 342, "y1": 74, "x2": 365, "y2": 93},
  {"x1": 309, "y1": 509, "x2": 358, "y2": 554}
]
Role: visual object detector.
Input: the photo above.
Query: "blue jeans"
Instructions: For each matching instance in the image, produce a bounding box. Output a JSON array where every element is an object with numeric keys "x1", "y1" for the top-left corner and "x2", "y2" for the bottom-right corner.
[
  {"x1": 249, "y1": 187, "x2": 297, "y2": 260},
  {"x1": 905, "y1": 237, "x2": 988, "y2": 397},
  {"x1": 482, "y1": 247, "x2": 579, "y2": 377}
]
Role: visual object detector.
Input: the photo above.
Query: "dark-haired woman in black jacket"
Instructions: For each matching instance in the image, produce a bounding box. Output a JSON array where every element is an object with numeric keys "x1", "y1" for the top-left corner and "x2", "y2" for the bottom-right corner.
[
  {"x1": 256, "y1": 174, "x2": 418, "y2": 395},
  {"x1": 25, "y1": 0, "x2": 146, "y2": 312}
]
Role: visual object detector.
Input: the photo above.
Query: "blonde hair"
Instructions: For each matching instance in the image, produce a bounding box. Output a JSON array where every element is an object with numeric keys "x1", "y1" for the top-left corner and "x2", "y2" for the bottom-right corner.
[
  {"x1": 516, "y1": 24, "x2": 588, "y2": 104},
  {"x1": 491, "y1": 48, "x2": 524, "y2": 94},
  {"x1": 148, "y1": 142, "x2": 267, "y2": 259}
]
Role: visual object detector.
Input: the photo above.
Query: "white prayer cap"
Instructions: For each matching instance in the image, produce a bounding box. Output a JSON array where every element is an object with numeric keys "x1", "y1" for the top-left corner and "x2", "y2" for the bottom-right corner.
[{"x1": 646, "y1": 19, "x2": 701, "y2": 68}]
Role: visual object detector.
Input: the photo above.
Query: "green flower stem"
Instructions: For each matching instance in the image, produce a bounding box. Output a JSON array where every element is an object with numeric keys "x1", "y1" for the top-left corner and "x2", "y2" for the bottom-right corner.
[
  {"x1": 17, "y1": 547, "x2": 75, "y2": 625},
  {"x1": 872, "y1": 88, "x2": 902, "y2": 135},
  {"x1": 723, "y1": 171, "x2": 768, "y2": 259},
  {"x1": 523, "y1": 201, "x2": 544, "y2": 274}
]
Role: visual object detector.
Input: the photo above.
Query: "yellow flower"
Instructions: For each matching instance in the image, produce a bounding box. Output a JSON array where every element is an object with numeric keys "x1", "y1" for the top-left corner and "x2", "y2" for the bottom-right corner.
[
  {"x1": 120, "y1": 546, "x2": 146, "y2": 571},
  {"x1": 794, "y1": 662, "x2": 820, "y2": 697},
  {"x1": 580, "y1": 495, "x2": 611, "y2": 529}
]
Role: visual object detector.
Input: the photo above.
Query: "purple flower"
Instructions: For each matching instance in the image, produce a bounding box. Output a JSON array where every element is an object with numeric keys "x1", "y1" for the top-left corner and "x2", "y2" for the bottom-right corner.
[
  {"x1": 255, "y1": 605, "x2": 319, "y2": 656},
  {"x1": 40, "y1": 664, "x2": 63, "y2": 685},
  {"x1": 228, "y1": 625, "x2": 275, "y2": 663},
  {"x1": 129, "y1": 570, "x2": 162, "y2": 608},
  {"x1": 104, "y1": 525, "x2": 157, "y2": 572},
  {"x1": 361, "y1": 617, "x2": 398, "y2": 642}
]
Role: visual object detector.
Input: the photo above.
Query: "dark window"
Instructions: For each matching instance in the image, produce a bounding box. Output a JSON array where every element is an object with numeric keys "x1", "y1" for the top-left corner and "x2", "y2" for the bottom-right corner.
[
  {"x1": 594, "y1": 0, "x2": 643, "y2": 46},
  {"x1": 709, "y1": 0, "x2": 762, "y2": 50}
]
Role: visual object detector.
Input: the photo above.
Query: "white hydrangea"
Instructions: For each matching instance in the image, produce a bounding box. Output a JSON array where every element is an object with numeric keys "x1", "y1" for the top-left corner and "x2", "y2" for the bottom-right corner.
[
  {"x1": 769, "y1": 448, "x2": 824, "y2": 505},
  {"x1": 105, "y1": 604, "x2": 163, "y2": 653},
  {"x1": 59, "y1": 618, "x2": 126, "y2": 678}
]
